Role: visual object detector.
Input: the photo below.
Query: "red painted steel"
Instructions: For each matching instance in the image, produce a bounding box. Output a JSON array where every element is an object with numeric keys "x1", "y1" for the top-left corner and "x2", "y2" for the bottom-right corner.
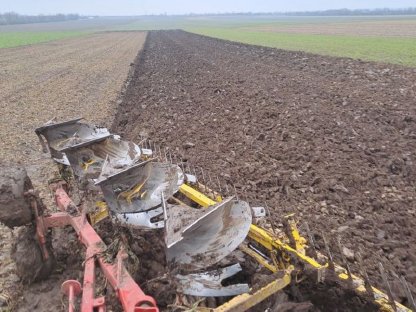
[
  {"x1": 42, "y1": 185, "x2": 159, "y2": 312},
  {"x1": 61, "y1": 280, "x2": 82, "y2": 312}
]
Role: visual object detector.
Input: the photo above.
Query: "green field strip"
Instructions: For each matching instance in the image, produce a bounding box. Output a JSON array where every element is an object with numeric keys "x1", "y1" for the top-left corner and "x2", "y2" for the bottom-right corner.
[
  {"x1": 186, "y1": 27, "x2": 416, "y2": 67},
  {"x1": 0, "y1": 31, "x2": 90, "y2": 48}
]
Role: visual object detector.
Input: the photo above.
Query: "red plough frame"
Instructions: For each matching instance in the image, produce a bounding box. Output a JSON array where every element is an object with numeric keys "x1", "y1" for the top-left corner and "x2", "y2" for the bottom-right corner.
[{"x1": 36, "y1": 184, "x2": 158, "y2": 312}]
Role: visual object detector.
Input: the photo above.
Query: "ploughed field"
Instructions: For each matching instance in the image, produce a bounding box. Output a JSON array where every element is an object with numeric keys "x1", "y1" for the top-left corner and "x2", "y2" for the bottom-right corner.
[{"x1": 114, "y1": 30, "x2": 416, "y2": 303}]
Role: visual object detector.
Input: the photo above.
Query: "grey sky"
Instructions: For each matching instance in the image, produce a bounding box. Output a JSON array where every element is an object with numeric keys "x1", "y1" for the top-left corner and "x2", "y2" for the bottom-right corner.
[{"x1": 1, "y1": 0, "x2": 415, "y2": 16}]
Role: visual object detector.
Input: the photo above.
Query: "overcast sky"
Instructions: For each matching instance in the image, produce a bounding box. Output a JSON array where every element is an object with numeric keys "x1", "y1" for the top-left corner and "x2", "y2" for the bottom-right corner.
[{"x1": 2, "y1": 0, "x2": 415, "y2": 16}]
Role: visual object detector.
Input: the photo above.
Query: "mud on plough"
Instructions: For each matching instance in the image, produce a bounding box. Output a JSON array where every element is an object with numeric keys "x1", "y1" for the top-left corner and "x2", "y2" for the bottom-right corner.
[{"x1": 1, "y1": 118, "x2": 414, "y2": 312}]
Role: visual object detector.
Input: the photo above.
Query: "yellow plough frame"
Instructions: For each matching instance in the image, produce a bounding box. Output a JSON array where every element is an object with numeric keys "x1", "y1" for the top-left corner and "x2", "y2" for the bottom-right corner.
[
  {"x1": 177, "y1": 183, "x2": 412, "y2": 312},
  {"x1": 88, "y1": 181, "x2": 412, "y2": 312}
]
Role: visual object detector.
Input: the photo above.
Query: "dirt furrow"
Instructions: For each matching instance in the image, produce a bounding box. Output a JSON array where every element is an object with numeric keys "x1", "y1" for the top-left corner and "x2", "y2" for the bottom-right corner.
[{"x1": 113, "y1": 30, "x2": 416, "y2": 304}]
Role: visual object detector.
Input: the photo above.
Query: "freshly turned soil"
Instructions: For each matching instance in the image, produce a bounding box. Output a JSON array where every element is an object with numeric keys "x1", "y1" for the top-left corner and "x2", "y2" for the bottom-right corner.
[{"x1": 113, "y1": 30, "x2": 416, "y2": 305}]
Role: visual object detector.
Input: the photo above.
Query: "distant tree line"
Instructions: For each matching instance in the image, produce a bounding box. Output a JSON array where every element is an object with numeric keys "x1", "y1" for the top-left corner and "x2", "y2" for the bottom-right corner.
[
  {"x1": 281, "y1": 8, "x2": 416, "y2": 16},
  {"x1": 183, "y1": 7, "x2": 416, "y2": 17},
  {"x1": 0, "y1": 12, "x2": 80, "y2": 25}
]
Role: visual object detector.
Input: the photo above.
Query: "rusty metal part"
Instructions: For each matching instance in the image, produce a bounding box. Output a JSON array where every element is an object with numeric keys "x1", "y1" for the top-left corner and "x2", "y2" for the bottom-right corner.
[{"x1": 175, "y1": 264, "x2": 249, "y2": 297}]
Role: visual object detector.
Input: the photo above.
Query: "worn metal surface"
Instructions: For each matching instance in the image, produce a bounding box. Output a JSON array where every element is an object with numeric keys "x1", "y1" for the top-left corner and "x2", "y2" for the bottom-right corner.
[
  {"x1": 166, "y1": 197, "x2": 252, "y2": 270},
  {"x1": 115, "y1": 207, "x2": 164, "y2": 229},
  {"x1": 175, "y1": 264, "x2": 249, "y2": 296},
  {"x1": 35, "y1": 118, "x2": 111, "y2": 165},
  {"x1": 64, "y1": 137, "x2": 141, "y2": 188},
  {"x1": 97, "y1": 161, "x2": 183, "y2": 213},
  {"x1": 251, "y1": 207, "x2": 266, "y2": 218}
]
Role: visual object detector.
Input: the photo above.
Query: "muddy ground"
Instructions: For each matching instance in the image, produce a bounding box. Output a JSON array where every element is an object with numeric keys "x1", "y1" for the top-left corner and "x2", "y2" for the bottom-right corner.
[
  {"x1": 113, "y1": 30, "x2": 416, "y2": 305},
  {"x1": 0, "y1": 31, "x2": 146, "y2": 311}
]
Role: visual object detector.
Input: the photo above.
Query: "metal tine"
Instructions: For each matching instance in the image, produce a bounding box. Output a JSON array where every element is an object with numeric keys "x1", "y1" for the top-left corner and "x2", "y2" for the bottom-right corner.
[
  {"x1": 168, "y1": 151, "x2": 173, "y2": 164},
  {"x1": 151, "y1": 140, "x2": 156, "y2": 158},
  {"x1": 207, "y1": 171, "x2": 213, "y2": 189},
  {"x1": 336, "y1": 236, "x2": 353, "y2": 283},
  {"x1": 356, "y1": 251, "x2": 375, "y2": 299},
  {"x1": 161, "y1": 192, "x2": 169, "y2": 244},
  {"x1": 185, "y1": 162, "x2": 191, "y2": 176},
  {"x1": 321, "y1": 233, "x2": 334, "y2": 271},
  {"x1": 304, "y1": 222, "x2": 318, "y2": 258},
  {"x1": 147, "y1": 139, "x2": 152, "y2": 155},
  {"x1": 186, "y1": 162, "x2": 191, "y2": 176},
  {"x1": 159, "y1": 145, "x2": 163, "y2": 160},
  {"x1": 180, "y1": 159, "x2": 186, "y2": 176},
  {"x1": 192, "y1": 165, "x2": 197, "y2": 181},
  {"x1": 138, "y1": 136, "x2": 145, "y2": 149},
  {"x1": 154, "y1": 142, "x2": 159, "y2": 159},
  {"x1": 151, "y1": 141, "x2": 156, "y2": 157},
  {"x1": 282, "y1": 217, "x2": 296, "y2": 250},
  {"x1": 233, "y1": 184, "x2": 239, "y2": 201},
  {"x1": 164, "y1": 148, "x2": 168, "y2": 163},
  {"x1": 200, "y1": 167, "x2": 207, "y2": 193},
  {"x1": 225, "y1": 183, "x2": 230, "y2": 196},
  {"x1": 207, "y1": 171, "x2": 215, "y2": 197},
  {"x1": 398, "y1": 275, "x2": 416, "y2": 311},
  {"x1": 264, "y1": 203, "x2": 277, "y2": 235},
  {"x1": 242, "y1": 193, "x2": 248, "y2": 205},
  {"x1": 148, "y1": 139, "x2": 152, "y2": 154},
  {"x1": 379, "y1": 262, "x2": 397, "y2": 311},
  {"x1": 216, "y1": 176, "x2": 222, "y2": 193},
  {"x1": 172, "y1": 152, "x2": 179, "y2": 166},
  {"x1": 161, "y1": 192, "x2": 168, "y2": 220}
]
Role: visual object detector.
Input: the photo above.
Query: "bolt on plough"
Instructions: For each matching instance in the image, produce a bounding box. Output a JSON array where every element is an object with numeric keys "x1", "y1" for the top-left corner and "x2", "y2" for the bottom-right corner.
[{"x1": 0, "y1": 117, "x2": 414, "y2": 312}]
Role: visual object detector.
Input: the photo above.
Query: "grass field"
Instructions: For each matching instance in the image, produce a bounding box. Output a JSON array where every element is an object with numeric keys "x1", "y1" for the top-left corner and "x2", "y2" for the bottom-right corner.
[
  {"x1": 1, "y1": 15, "x2": 416, "y2": 66},
  {"x1": 0, "y1": 31, "x2": 89, "y2": 48},
  {"x1": 187, "y1": 27, "x2": 416, "y2": 66}
]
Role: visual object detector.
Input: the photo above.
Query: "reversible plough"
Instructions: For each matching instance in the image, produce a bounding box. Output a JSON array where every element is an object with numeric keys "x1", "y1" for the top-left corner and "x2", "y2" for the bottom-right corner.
[{"x1": 0, "y1": 118, "x2": 414, "y2": 312}]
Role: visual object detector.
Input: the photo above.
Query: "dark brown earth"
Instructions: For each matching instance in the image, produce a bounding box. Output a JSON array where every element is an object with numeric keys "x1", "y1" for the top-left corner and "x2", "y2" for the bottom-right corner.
[{"x1": 113, "y1": 30, "x2": 416, "y2": 305}]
